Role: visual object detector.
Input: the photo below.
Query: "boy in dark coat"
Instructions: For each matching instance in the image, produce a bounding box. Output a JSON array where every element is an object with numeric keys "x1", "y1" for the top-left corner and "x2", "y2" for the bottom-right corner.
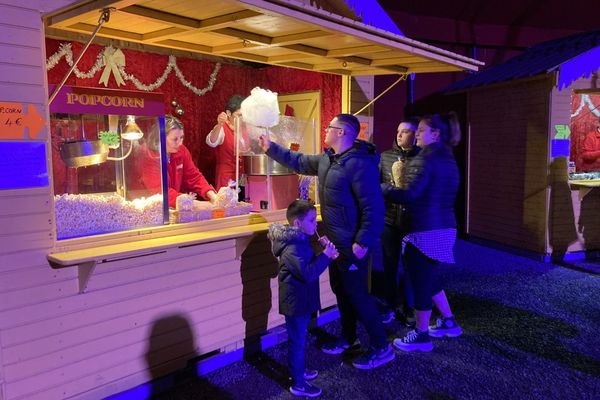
[{"x1": 268, "y1": 200, "x2": 338, "y2": 397}]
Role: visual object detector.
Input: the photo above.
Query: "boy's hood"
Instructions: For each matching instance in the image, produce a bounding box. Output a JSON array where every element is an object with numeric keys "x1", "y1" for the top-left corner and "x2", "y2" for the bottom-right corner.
[{"x1": 267, "y1": 223, "x2": 307, "y2": 257}]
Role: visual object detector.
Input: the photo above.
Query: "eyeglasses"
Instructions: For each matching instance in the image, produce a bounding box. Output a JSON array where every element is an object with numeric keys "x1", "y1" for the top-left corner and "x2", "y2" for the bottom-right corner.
[{"x1": 326, "y1": 125, "x2": 343, "y2": 131}]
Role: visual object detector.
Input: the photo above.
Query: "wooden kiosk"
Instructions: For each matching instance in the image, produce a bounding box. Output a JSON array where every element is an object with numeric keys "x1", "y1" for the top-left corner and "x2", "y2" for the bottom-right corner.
[{"x1": 0, "y1": 1, "x2": 480, "y2": 399}]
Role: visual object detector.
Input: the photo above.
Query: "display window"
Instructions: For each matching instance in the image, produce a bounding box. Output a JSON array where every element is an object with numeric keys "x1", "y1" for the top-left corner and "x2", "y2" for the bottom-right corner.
[
  {"x1": 50, "y1": 85, "x2": 169, "y2": 239},
  {"x1": 569, "y1": 91, "x2": 600, "y2": 176},
  {"x1": 48, "y1": 85, "x2": 321, "y2": 240}
]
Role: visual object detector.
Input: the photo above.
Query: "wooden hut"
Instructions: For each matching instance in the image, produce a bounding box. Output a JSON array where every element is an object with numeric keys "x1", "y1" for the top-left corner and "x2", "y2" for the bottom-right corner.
[{"x1": 449, "y1": 30, "x2": 600, "y2": 259}]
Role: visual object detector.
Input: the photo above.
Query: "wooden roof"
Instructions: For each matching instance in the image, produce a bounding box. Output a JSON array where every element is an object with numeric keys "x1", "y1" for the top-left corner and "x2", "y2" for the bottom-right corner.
[
  {"x1": 448, "y1": 30, "x2": 600, "y2": 92},
  {"x1": 45, "y1": 0, "x2": 482, "y2": 76}
]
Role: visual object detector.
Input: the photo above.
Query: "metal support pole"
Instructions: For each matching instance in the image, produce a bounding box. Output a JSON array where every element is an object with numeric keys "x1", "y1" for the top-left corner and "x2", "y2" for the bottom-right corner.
[{"x1": 49, "y1": 8, "x2": 112, "y2": 104}]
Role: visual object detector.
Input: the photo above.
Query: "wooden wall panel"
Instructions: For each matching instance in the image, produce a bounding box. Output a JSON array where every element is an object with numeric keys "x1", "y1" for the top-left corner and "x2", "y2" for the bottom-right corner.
[
  {"x1": 1, "y1": 226, "x2": 336, "y2": 400},
  {"x1": 0, "y1": 4, "x2": 51, "y2": 399},
  {"x1": 0, "y1": 82, "x2": 47, "y2": 104},
  {"x1": 467, "y1": 77, "x2": 552, "y2": 253}
]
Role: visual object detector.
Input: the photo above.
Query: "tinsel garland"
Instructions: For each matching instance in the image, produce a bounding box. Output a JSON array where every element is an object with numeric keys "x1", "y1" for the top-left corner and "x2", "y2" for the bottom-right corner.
[
  {"x1": 46, "y1": 43, "x2": 104, "y2": 79},
  {"x1": 46, "y1": 42, "x2": 221, "y2": 96},
  {"x1": 571, "y1": 94, "x2": 600, "y2": 118}
]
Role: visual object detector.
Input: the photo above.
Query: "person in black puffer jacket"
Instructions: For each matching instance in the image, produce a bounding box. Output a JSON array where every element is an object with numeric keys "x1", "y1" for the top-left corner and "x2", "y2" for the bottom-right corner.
[
  {"x1": 261, "y1": 114, "x2": 394, "y2": 370},
  {"x1": 373, "y1": 118, "x2": 420, "y2": 325},
  {"x1": 268, "y1": 200, "x2": 338, "y2": 397},
  {"x1": 382, "y1": 112, "x2": 463, "y2": 353}
]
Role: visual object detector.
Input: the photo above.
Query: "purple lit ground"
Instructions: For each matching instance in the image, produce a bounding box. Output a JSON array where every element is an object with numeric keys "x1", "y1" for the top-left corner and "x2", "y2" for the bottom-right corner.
[{"x1": 139, "y1": 240, "x2": 600, "y2": 400}]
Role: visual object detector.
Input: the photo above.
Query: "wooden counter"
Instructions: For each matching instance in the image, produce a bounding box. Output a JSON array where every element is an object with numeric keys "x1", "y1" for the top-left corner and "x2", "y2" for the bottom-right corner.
[
  {"x1": 568, "y1": 179, "x2": 600, "y2": 199},
  {"x1": 48, "y1": 210, "x2": 289, "y2": 292},
  {"x1": 38, "y1": 207, "x2": 337, "y2": 400}
]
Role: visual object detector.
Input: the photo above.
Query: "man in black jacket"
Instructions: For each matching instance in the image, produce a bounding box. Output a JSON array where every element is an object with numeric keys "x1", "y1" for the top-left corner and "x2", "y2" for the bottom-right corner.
[
  {"x1": 260, "y1": 114, "x2": 394, "y2": 370},
  {"x1": 375, "y1": 118, "x2": 420, "y2": 325}
]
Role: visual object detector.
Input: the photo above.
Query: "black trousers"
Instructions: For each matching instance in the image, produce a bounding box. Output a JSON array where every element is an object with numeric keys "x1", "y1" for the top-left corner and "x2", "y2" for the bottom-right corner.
[
  {"x1": 372, "y1": 224, "x2": 414, "y2": 310},
  {"x1": 403, "y1": 242, "x2": 443, "y2": 311},
  {"x1": 329, "y1": 256, "x2": 387, "y2": 349}
]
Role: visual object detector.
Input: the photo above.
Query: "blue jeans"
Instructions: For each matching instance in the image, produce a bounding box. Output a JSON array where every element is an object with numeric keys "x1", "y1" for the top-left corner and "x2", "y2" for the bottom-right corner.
[{"x1": 285, "y1": 314, "x2": 311, "y2": 386}]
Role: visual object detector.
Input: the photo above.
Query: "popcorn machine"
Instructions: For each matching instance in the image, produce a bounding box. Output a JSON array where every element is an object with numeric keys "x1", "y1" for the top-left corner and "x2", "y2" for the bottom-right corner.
[{"x1": 49, "y1": 85, "x2": 168, "y2": 239}]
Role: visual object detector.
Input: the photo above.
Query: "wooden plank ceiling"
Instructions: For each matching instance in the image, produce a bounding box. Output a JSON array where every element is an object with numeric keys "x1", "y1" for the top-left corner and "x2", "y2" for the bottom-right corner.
[{"x1": 45, "y1": 0, "x2": 483, "y2": 76}]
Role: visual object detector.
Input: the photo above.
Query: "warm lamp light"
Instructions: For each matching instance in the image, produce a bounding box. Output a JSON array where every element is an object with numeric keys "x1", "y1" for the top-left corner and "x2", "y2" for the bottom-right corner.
[{"x1": 121, "y1": 115, "x2": 144, "y2": 141}]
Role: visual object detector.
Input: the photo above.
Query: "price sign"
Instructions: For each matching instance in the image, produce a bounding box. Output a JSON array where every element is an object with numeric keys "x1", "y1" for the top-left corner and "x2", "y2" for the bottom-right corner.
[{"x1": 0, "y1": 102, "x2": 45, "y2": 139}]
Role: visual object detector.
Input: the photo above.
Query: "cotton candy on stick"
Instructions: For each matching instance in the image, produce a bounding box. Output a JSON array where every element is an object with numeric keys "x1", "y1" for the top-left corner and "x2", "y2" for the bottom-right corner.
[
  {"x1": 240, "y1": 87, "x2": 280, "y2": 128},
  {"x1": 241, "y1": 87, "x2": 280, "y2": 210}
]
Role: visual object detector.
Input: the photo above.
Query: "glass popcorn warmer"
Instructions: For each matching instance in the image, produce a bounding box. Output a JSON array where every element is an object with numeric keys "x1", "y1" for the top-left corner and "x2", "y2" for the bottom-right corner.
[{"x1": 49, "y1": 85, "x2": 168, "y2": 240}]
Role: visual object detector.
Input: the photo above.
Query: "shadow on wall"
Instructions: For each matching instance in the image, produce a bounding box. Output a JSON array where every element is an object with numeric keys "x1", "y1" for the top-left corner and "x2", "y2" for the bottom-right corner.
[
  {"x1": 240, "y1": 233, "x2": 279, "y2": 358},
  {"x1": 144, "y1": 314, "x2": 233, "y2": 400},
  {"x1": 548, "y1": 157, "x2": 578, "y2": 261}
]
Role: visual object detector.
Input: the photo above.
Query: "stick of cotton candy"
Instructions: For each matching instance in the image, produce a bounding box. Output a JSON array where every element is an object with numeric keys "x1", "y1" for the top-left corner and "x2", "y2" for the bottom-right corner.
[{"x1": 241, "y1": 87, "x2": 280, "y2": 128}]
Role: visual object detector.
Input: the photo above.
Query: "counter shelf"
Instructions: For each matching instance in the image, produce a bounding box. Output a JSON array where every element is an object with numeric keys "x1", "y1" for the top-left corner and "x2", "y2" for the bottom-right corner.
[
  {"x1": 47, "y1": 209, "x2": 292, "y2": 293},
  {"x1": 568, "y1": 179, "x2": 600, "y2": 199}
]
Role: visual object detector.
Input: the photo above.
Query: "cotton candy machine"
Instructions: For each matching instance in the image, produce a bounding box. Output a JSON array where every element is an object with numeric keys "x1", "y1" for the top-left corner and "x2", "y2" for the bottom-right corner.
[
  {"x1": 242, "y1": 154, "x2": 293, "y2": 175},
  {"x1": 240, "y1": 114, "x2": 310, "y2": 211}
]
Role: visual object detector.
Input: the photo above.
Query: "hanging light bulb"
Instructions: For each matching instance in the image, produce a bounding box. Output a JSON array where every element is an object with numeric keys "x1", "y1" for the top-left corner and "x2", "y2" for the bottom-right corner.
[{"x1": 121, "y1": 115, "x2": 144, "y2": 140}]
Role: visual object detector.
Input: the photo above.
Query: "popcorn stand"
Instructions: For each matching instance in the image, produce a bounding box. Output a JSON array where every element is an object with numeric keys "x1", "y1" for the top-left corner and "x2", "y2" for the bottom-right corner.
[
  {"x1": 49, "y1": 85, "x2": 169, "y2": 239},
  {"x1": 0, "y1": 1, "x2": 482, "y2": 399}
]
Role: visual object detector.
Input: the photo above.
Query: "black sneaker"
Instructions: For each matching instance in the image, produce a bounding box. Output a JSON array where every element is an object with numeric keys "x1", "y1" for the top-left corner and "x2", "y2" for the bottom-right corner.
[
  {"x1": 290, "y1": 382, "x2": 322, "y2": 397},
  {"x1": 395, "y1": 307, "x2": 416, "y2": 328},
  {"x1": 393, "y1": 329, "x2": 433, "y2": 352},
  {"x1": 321, "y1": 338, "x2": 360, "y2": 355},
  {"x1": 405, "y1": 312, "x2": 416, "y2": 329},
  {"x1": 429, "y1": 316, "x2": 462, "y2": 338},
  {"x1": 303, "y1": 369, "x2": 318, "y2": 381},
  {"x1": 351, "y1": 344, "x2": 395, "y2": 369}
]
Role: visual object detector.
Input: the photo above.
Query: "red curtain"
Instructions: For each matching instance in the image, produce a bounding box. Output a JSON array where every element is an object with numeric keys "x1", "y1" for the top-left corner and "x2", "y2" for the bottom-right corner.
[
  {"x1": 45, "y1": 39, "x2": 341, "y2": 186},
  {"x1": 570, "y1": 93, "x2": 600, "y2": 172}
]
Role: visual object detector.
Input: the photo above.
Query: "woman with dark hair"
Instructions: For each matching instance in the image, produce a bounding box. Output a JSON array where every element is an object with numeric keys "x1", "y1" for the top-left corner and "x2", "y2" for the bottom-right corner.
[
  {"x1": 142, "y1": 115, "x2": 217, "y2": 208},
  {"x1": 381, "y1": 112, "x2": 463, "y2": 352},
  {"x1": 206, "y1": 94, "x2": 248, "y2": 189}
]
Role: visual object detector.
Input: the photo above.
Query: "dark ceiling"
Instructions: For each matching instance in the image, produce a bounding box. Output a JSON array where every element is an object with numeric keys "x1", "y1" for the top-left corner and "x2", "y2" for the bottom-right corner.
[{"x1": 378, "y1": 0, "x2": 600, "y2": 32}]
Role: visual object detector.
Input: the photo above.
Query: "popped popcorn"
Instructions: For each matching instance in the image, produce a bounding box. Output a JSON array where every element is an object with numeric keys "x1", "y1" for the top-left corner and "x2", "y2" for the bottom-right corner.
[
  {"x1": 54, "y1": 193, "x2": 163, "y2": 239},
  {"x1": 176, "y1": 193, "x2": 196, "y2": 211}
]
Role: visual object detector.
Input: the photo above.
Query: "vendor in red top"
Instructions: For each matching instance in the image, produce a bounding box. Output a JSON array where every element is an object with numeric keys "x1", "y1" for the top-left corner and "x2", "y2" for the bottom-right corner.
[
  {"x1": 581, "y1": 120, "x2": 600, "y2": 171},
  {"x1": 205, "y1": 95, "x2": 249, "y2": 189},
  {"x1": 143, "y1": 115, "x2": 217, "y2": 208}
]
